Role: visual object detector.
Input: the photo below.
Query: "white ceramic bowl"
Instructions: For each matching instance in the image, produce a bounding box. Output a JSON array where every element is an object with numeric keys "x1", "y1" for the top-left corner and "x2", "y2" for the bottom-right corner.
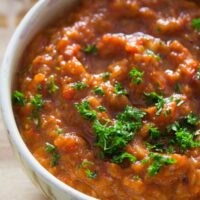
[{"x1": 0, "y1": 1, "x2": 97, "y2": 199}]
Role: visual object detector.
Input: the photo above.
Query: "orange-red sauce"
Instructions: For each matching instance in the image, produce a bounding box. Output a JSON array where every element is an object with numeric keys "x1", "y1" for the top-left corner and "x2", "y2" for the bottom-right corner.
[{"x1": 13, "y1": 1, "x2": 200, "y2": 199}]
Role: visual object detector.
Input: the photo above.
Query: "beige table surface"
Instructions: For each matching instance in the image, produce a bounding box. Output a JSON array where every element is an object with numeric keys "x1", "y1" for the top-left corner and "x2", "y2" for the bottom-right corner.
[{"x1": 0, "y1": 1, "x2": 47, "y2": 199}]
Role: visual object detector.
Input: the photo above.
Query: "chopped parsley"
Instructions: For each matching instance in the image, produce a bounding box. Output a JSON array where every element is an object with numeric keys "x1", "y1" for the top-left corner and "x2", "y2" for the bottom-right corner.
[
  {"x1": 186, "y1": 112, "x2": 199, "y2": 126},
  {"x1": 129, "y1": 68, "x2": 144, "y2": 85},
  {"x1": 192, "y1": 18, "x2": 200, "y2": 31},
  {"x1": 197, "y1": 67, "x2": 200, "y2": 80},
  {"x1": 102, "y1": 72, "x2": 111, "y2": 80},
  {"x1": 80, "y1": 159, "x2": 94, "y2": 168},
  {"x1": 45, "y1": 142, "x2": 60, "y2": 167},
  {"x1": 146, "y1": 153, "x2": 177, "y2": 176},
  {"x1": 74, "y1": 101, "x2": 97, "y2": 121},
  {"x1": 164, "y1": 109, "x2": 172, "y2": 117},
  {"x1": 97, "y1": 106, "x2": 107, "y2": 112},
  {"x1": 111, "y1": 152, "x2": 137, "y2": 164},
  {"x1": 45, "y1": 142, "x2": 56, "y2": 153},
  {"x1": 168, "y1": 121, "x2": 200, "y2": 150},
  {"x1": 144, "y1": 92, "x2": 164, "y2": 115},
  {"x1": 117, "y1": 105, "x2": 146, "y2": 122},
  {"x1": 47, "y1": 76, "x2": 59, "y2": 94},
  {"x1": 31, "y1": 94, "x2": 45, "y2": 129},
  {"x1": 94, "y1": 87, "x2": 105, "y2": 96},
  {"x1": 146, "y1": 49, "x2": 161, "y2": 61},
  {"x1": 51, "y1": 153, "x2": 61, "y2": 167},
  {"x1": 85, "y1": 169, "x2": 97, "y2": 179},
  {"x1": 114, "y1": 82, "x2": 128, "y2": 96},
  {"x1": 174, "y1": 82, "x2": 182, "y2": 93},
  {"x1": 93, "y1": 105, "x2": 144, "y2": 158},
  {"x1": 72, "y1": 82, "x2": 88, "y2": 90},
  {"x1": 132, "y1": 175, "x2": 140, "y2": 181},
  {"x1": 56, "y1": 128, "x2": 64, "y2": 134},
  {"x1": 149, "y1": 125, "x2": 160, "y2": 140},
  {"x1": 83, "y1": 44, "x2": 98, "y2": 54},
  {"x1": 12, "y1": 91, "x2": 26, "y2": 106}
]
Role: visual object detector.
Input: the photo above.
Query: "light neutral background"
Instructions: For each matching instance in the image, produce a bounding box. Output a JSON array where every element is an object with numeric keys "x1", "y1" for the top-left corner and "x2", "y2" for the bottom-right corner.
[{"x1": 0, "y1": 0, "x2": 46, "y2": 199}]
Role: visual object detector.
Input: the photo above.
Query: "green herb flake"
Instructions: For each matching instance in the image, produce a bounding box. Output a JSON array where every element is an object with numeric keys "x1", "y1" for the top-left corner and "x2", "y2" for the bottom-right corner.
[
  {"x1": 192, "y1": 18, "x2": 200, "y2": 31},
  {"x1": 146, "y1": 50, "x2": 161, "y2": 61},
  {"x1": 85, "y1": 169, "x2": 97, "y2": 179},
  {"x1": 164, "y1": 109, "x2": 172, "y2": 117},
  {"x1": 83, "y1": 44, "x2": 98, "y2": 54},
  {"x1": 114, "y1": 82, "x2": 128, "y2": 96},
  {"x1": 144, "y1": 92, "x2": 164, "y2": 115},
  {"x1": 129, "y1": 68, "x2": 144, "y2": 85},
  {"x1": 175, "y1": 98, "x2": 184, "y2": 107},
  {"x1": 74, "y1": 101, "x2": 97, "y2": 121},
  {"x1": 174, "y1": 83, "x2": 182, "y2": 93},
  {"x1": 45, "y1": 142, "x2": 56, "y2": 153},
  {"x1": 147, "y1": 153, "x2": 176, "y2": 176},
  {"x1": 93, "y1": 119, "x2": 141, "y2": 156},
  {"x1": 111, "y1": 152, "x2": 137, "y2": 164},
  {"x1": 197, "y1": 67, "x2": 200, "y2": 80},
  {"x1": 47, "y1": 76, "x2": 59, "y2": 94},
  {"x1": 117, "y1": 105, "x2": 146, "y2": 122},
  {"x1": 94, "y1": 87, "x2": 105, "y2": 96},
  {"x1": 186, "y1": 112, "x2": 199, "y2": 126},
  {"x1": 132, "y1": 175, "x2": 141, "y2": 181},
  {"x1": 97, "y1": 106, "x2": 107, "y2": 112},
  {"x1": 102, "y1": 72, "x2": 111, "y2": 80},
  {"x1": 51, "y1": 153, "x2": 61, "y2": 167},
  {"x1": 80, "y1": 159, "x2": 94, "y2": 168},
  {"x1": 56, "y1": 128, "x2": 64, "y2": 134},
  {"x1": 30, "y1": 94, "x2": 45, "y2": 129},
  {"x1": 149, "y1": 125, "x2": 160, "y2": 139},
  {"x1": 168, "y1": 121, "x2": 200, "y2": 150},
  {"x1": 12, "y1": 91, "x2": 26, "y2": 106},
  {"x1": 72, "y1": 82, "x2": 88, "y2": 90}
]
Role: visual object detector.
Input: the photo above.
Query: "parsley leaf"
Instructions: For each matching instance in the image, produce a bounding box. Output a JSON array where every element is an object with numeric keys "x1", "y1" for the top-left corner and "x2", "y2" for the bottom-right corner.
[
  {"x1": 192, "y1": 18, "x2": 200, "y2": 31},
  {"x1": 74, "y1": 101, "x2": 97, "y2": 121},
  {"x1": 51, "y1": 153, "x2": 60, "y2": 167},
  {"x1": 147, "y1": 153, "x2": 176, "y2": 176},
  {"x1": 94, "y1": 87, "x2": 105, "y2": 96},
  {"x1": 146, "y1": 50, "x2": 161, "y2": 61},
  {"x1": 174, "y1": 82, "x2": 182, "y2": 93},
  {"x1": 102, "y1": 72, "x2": 111, "y2": 80},
  {"x1": 45, "y1": 142, "x2": 56, "y2": 153},
  {"x1": 47, "y1": 76, "x2": 59, "y2": 94},
  {"x1": 117, "y1": 105, "x2": 146, "y2": 122},
  {"x1": 149, "y1": 125, "x2": 160, "y2": 139},
  {"x1": 144, "y1": 92, "x2": 164, "y2": 115},
  {"x1": 31, "y1": 94, "x2": 45, "y2": 129},
  {"x1": 83, "y1": 44, "x2": 98, "y2": 54},
  {"x1": 72, "y1": 82, "x2": 88, "y2": 90},
  {"x1": 186, "y1": 112, "x2": 199, "y2": 126},
  {"x1": 93, "y1": 119, "x2": 141, "y2": 156},
  {"x1": 111, "y1": 152, "x2": 137, "y2": 164},
  {"x1": 12, "y1": 91, "x2": 27, "y2": 106},
  {"x1": 129, "y1": 68, "x2": 144, "y2": 85},
  {"x1": 97, "y1": 106, "x2": 107, "y2": 112},
  {"x1": 114, "y1": 82, "x2": 128, "y2": 96},
  {"x1": 80, "y1": 159, "x2": 94, "y2": 168},
  {"x1": 168, "y1": 121, "x2": 200, "y2": 150},
  {"x1": 197, "y1": 67, "x2": 200, "y2": 80},
  {"x1": 85, "y1": 169, "x2": 97, "y2": 179}
]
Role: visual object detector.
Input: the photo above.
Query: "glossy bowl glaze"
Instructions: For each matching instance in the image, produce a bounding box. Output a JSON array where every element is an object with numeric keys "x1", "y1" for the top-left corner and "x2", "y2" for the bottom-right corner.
[{"x1": 0, "y1": 0, "x2": 97, "y2": 199}]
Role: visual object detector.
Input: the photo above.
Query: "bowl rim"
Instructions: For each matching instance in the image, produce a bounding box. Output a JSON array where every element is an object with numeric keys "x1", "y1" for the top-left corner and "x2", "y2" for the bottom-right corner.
[{"x1": 0, "y1": 1, "x2": 97, "y2": 200}]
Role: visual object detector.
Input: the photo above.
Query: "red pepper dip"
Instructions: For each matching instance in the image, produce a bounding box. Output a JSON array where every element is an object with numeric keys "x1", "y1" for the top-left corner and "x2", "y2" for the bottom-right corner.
[{"x1": 12, "y1": 0, "x2": 200, "y2": 199}]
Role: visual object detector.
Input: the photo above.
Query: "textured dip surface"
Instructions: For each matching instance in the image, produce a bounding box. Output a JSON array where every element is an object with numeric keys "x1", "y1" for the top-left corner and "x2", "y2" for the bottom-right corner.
[{"x1": 13, "y1": 0, "x2": 200, "y2": 199}]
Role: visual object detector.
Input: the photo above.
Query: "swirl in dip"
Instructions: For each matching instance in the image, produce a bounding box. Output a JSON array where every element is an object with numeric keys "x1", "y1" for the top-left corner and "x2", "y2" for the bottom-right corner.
[{"x1": 12, "y1": 0, "x2": 200, "y2": 199}]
